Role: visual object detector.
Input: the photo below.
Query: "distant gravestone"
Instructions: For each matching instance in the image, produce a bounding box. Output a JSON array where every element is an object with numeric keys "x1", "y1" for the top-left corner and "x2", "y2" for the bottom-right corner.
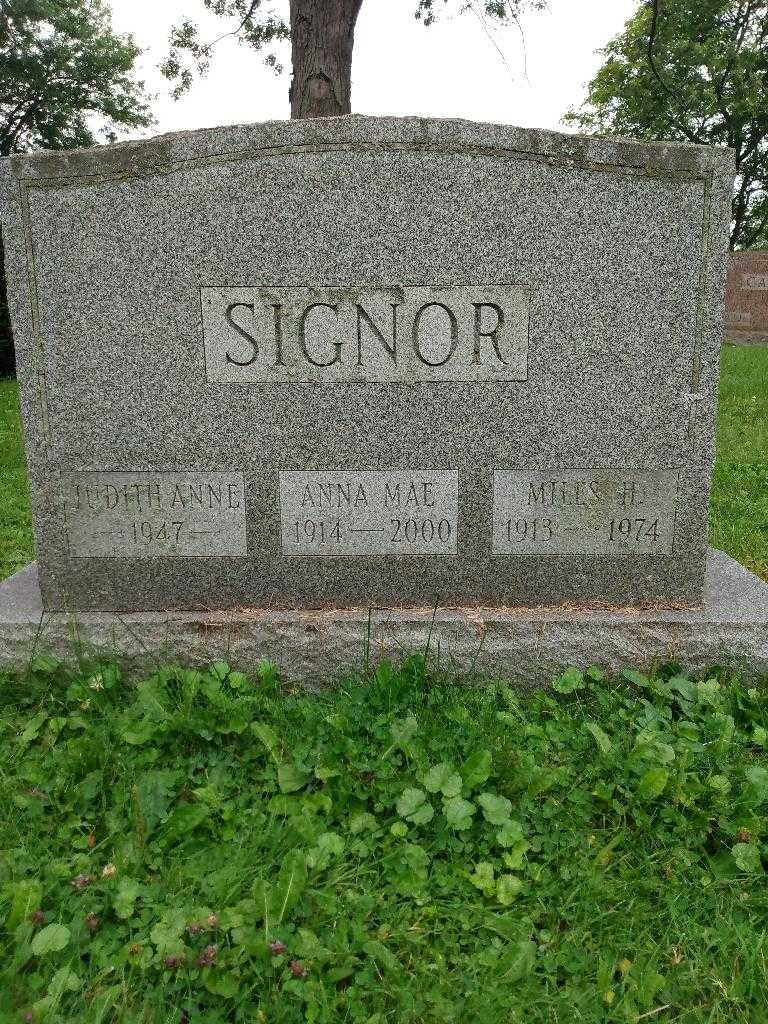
[
  {"x1": 0, "y1": 117, "x2": 735, "y2": 613},
  {"x1": 725, "y1": 251, "x2": 768, "y2": 344}
]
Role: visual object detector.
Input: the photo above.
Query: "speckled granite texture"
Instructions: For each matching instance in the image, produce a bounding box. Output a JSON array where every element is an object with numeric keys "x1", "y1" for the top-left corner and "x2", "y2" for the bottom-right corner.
[
  {"x1": 0, "y1": 116, "x2": 734, "y2": 611},
  {"x1": 1, "y1": 551, "x2": 766, "y2": 684}
]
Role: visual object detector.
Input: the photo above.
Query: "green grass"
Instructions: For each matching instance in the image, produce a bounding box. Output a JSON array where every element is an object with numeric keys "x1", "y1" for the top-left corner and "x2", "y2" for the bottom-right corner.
[
  {"x1": 0, "y1": 655, "x2": 767, "y2": 1022},
  {"x1": 3, "y1": 347, "x2": 768, "y2": 582},
  {"x1": 0, "y1": 377, "x2": 32, "y2": 580},
  {"x1": 710, "y1": 345, "x2": 768, "y2": 579}
]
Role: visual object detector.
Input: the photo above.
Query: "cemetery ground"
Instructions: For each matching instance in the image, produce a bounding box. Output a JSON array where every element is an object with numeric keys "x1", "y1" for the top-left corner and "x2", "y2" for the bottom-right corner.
[
  {"x1": 0, "y1": 347, "x2": 765, "y2": 1023},
  {"x1": 1, "y1": 653, "x2": 768, "y2": 1021}
]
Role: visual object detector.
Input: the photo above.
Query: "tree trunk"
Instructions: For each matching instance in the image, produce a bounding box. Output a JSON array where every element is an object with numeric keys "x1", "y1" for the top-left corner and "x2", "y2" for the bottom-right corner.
[{"x1": 289, "y1": 0, "x2": 364, "y2": 119}]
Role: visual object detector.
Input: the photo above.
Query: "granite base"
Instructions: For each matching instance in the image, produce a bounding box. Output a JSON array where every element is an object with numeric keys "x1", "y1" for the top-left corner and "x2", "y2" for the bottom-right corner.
[{"x1": 1, "y1": 550, "x2": 766, "y2": 685}]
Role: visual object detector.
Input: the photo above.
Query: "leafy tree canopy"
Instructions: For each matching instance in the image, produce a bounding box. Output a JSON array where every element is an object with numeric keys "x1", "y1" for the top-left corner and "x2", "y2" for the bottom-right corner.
[
  {"x1": 565, "y1": 0, "x2": 768, "y2": 249},
  {"x1": 0, "y1": 0, "x2": 153, "y2": 156}
]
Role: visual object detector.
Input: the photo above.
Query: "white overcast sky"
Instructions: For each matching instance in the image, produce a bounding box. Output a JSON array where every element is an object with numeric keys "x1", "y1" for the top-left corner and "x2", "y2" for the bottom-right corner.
[{"x1": 107, "y1": 0, "x2": 638, "y2": 138}]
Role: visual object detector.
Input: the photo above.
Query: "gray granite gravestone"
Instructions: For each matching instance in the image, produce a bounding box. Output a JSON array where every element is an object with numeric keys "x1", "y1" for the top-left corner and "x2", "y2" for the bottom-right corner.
[{"x1": 0, "y1": 116, "x2": 737, "y2": 614}]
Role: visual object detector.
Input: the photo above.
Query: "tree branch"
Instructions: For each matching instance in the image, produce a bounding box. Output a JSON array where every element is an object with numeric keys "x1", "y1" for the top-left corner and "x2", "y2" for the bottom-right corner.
[
  {"x1": 739, "y1": 202, "x2": 768, "y2": 248},
  {"x1": 645, "y1": 0, "x2": 703, "y2": 143},
  {"x1": 0, "y1": 98, "x2": 42, "y2": 153},
  {"x1": 210, "y1": 0, "x2": 261, "y2": 47}
]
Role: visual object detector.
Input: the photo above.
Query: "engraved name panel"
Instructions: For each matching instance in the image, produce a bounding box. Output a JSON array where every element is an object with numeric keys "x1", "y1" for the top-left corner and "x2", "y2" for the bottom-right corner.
[
  {"x1": 62, "y1": 472, "x2": 247, "y2": 557},
  {"x1": 202, "y1": 285, "x2": 529, "y2": 383},
  {"x1": 725, "y1": 310, "x2": 752, "y2": 325},
  {"x1": 492, "y1": 469, "x2": 679, "y2": 555},
  {"x1": 742, "y1": 273, "x2": 768, "y2": 291},
  {"x1": 279, "y1": 471, "x2": 458, "y2": 556}
]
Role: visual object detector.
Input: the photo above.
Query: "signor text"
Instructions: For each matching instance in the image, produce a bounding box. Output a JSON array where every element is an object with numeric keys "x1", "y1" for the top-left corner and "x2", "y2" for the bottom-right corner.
[{"x1": 202, "y1": 285, "x2": 529, "y2": 383}]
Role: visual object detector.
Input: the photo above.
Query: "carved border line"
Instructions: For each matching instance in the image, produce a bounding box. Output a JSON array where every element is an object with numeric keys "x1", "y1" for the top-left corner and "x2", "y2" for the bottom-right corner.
[
  {"x1": 17, "y1": 179, "x2": 51, "y2": 451},
  {"x1": 688, "y1": 170, "x2": 715, "y2": 443}
]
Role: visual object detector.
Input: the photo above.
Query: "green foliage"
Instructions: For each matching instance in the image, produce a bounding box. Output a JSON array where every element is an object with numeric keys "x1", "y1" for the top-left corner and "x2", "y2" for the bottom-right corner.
[
  {"x1": 30, "y1": 923, "x2": 70, "y2": 956},
  {"x1": 0, "y1": 380, "x2": 31, "y2": 577},
  {"x1": 0, "y1": 0, "x2": 152, "y2": 154},
  {"x1": 711, "y1": 344, "x2": 768, "y2": 581},
  {"x1": 565, "y1": 0, "x2": 768, "y2": 248},
  {"x1": 1, "y1": 653, "x2": 768, "y2": 1021}
]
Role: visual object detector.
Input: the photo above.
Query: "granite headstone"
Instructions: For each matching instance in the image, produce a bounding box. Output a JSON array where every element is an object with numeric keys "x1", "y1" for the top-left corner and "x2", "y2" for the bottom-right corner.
[{"x1": 0, "y1": 116, "x2": 734, "y2": 611}]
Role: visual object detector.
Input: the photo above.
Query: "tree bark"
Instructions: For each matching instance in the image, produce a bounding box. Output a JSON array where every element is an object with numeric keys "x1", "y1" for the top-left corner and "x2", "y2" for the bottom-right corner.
[{"x1": 289, "y1": 0, "x2": 364, "y2": 119}]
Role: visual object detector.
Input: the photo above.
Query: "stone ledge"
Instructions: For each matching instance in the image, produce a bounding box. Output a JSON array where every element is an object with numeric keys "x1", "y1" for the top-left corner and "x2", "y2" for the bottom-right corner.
[
  {"x1": 1, "y1": 550, "x2": 766, "y2": 685},
  {"x1": 5, "y1": 114, "x2": 734, "y2": 183},
  {"x1": 725, "y1": 334, "x2": 768, "y2": 346}
]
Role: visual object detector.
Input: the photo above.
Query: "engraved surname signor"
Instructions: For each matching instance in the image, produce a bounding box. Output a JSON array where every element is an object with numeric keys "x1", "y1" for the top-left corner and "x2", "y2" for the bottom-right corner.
[
  {"x1": 492, "y1": 470, "x2": 679, "y2": 556},
  {"x1": 280, "y1": 471, "x2": 458, "y2": 556},
  {"x1": 202, "y1": 286, "x2": 529, "y2": 383},
  {"x1": 62, "y1": 472, "x2": 247, "y2": 557}
]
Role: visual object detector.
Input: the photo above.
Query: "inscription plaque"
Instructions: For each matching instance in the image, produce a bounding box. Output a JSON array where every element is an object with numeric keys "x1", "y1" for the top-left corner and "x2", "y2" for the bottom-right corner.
[
  {"x1": 279, "y1": 471, "x2": 458, "y2": 556},
  {"x1": 202, "y1": 286, "x2": 529, "y2": 384},
  {"x1": 742, "y1": 273, "x2": 768, "y2": 292},
  {"x1": 725, "y1": 310, "x2": 752, "y2": 325},
  {"x1": 62, "y1": 472, "x2": 247, "y2": 557},
  {"x1": 492, "y1": 470, "x2": 679, "y2": 556},
  {"x1": 725, "y1": 252, "x2": 768, "y2": 344}
]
